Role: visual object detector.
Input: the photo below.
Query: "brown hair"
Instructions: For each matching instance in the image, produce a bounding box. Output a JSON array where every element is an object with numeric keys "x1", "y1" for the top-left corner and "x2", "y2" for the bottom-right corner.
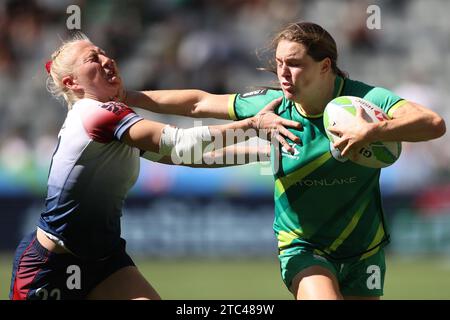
[{"x1": 261, "y1": 22, "x2": 348, "y2": 78}]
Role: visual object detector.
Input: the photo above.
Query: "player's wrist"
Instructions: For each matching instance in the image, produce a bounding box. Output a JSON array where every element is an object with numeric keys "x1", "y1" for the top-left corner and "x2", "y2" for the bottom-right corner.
[
  {"x1": 248, "y1": 115, "x2": 259, "y2": 131},
  {"x1": 365, "y1": 121, "x2": 384, "y2": 143}
]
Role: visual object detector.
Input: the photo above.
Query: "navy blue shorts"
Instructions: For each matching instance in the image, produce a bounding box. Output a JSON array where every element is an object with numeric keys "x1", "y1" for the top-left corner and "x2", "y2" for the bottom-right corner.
[{"x1": 10, "y1": 232, "x2": 135, "y2": 300}]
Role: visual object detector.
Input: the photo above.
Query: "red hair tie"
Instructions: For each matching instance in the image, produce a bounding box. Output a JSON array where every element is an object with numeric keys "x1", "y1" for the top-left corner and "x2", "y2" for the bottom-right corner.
[{"x1": 45, "y1": 60, "x2": 52, "y2": 74}]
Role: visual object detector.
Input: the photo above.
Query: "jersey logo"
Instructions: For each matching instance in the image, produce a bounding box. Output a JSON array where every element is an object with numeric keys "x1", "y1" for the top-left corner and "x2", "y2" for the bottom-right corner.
[
  {"x1": 241, "y1": 89, "x2": 268, "y2": 98},
  {"x1": 281, "y1": 143, "x2": 300, "y2": 160},
  {"x1": 100, "y1": 102, "x2": 129, "y2": 116}
]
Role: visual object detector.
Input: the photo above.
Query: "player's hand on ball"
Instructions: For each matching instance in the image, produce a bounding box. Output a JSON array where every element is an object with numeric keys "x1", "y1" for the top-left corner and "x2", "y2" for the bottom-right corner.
[
  {"x1": 254, "y1": 97, "x2": 302, "y2": 154},
  {"x1": 328, "y1": 106, "x2": 375, "y2": 158}
]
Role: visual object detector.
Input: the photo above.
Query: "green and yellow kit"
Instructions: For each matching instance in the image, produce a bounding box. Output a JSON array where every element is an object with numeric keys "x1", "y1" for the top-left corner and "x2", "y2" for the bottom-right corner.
[{"x1": 229, "y1": 76, "x2": 406, "y2": 292}]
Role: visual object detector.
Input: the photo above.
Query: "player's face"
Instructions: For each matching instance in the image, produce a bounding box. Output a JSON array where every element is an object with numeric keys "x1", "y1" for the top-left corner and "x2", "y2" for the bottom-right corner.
[
  {"x1": 70, "y1": 41, "x2": 123, "y2": 102},
  {"x1": 276, "y1": 40, "x2": 323, "y2": 102}
]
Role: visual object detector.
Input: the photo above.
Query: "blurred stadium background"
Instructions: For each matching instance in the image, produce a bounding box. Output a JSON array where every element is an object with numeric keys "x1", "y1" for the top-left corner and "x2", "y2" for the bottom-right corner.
[{"x1": 1, "y1": 0, "x2": 450, "y2": 299}]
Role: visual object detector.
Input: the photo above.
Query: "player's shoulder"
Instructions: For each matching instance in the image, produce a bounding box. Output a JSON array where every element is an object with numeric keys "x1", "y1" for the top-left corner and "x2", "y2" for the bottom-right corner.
[
  {"x1": 74, "y1": 99, "x2": 138, "y2": 143},
  {"x1": 343, "y1": 78, "x2": 398, "y2": 99},
  {"x1": 74, "y1": 98, "x2": 132, "y2": 113},
  {"x1": 343, "y1": 77, "x2": 375, "y2": 96}
]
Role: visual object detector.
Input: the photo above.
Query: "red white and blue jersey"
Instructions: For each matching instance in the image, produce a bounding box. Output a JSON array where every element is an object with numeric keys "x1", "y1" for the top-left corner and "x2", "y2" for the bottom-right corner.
[{"x1": 37, "y1": 98, "x2": 143, "y2": 260}]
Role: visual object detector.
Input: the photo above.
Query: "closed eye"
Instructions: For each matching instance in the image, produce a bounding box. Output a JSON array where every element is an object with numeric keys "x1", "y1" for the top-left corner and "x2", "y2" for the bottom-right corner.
[
  {"x1": 89, "y1": 54, "x2": 99, "y2": 63},
  {"x1": 276, "y1": 59, "x2": 302, "y2": 68}
]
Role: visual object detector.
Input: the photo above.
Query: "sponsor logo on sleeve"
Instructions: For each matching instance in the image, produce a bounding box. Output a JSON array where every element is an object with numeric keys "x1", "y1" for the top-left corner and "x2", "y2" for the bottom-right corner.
[{"x1": 241, "y1": 89, "x2": 269, "y2": 98}]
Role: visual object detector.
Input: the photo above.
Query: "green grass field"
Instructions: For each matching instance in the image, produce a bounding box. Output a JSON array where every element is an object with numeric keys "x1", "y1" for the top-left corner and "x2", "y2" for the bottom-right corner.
[{"x1": 1, "y1": 253, "x2": 450, "y2": 299}]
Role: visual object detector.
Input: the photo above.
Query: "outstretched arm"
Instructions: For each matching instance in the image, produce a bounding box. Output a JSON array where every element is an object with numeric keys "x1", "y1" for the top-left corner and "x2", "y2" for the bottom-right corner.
[
  {"x1": 142, "y1": 143, "x2": 271, "y2": 168},
  {"x1": 125, "y1": 89, "x2": 231, "y2": 119},
  {"x1": 122, "y1": 98, "x2": 301, "y2": 164}
]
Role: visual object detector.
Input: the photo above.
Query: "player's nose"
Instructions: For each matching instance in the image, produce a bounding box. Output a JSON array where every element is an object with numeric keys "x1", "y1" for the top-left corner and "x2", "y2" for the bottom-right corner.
[
  {"x1": 101, "y1": 55, "x2": 114, "y2": 69},
  {"x1": 280, "y1": 64, "x2": 290, "y2": 77}
]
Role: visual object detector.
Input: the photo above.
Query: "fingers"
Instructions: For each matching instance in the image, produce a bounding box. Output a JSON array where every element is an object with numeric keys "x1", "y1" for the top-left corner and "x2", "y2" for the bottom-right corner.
[
  {"x1": 333, "y1": 139, "x2": 344, "y2": 152},
  {"x1": 327, "y1": 126, "x2": 341, "y2": 136},
  {"x1": 333, "y1": 137, "x2": 349, "y2": 155},
  {"x1": 259, "y1": 97, "x2": 283, "y2": 113},
  {"x1": 340, "y1": 144, "x2": 351, "y2": 157},
  {"x1": 281, "y1": 118, "x2": 303, "y2": 131},
  {"x1": 277, "y1": 126, "x2": 301, "y2": 144},
  {"x1": 334, "y1": 139, "x2": 359, "y2": 158},
  {"x1": 274, "y1": 132, "x2": 295, "y2": 154}
]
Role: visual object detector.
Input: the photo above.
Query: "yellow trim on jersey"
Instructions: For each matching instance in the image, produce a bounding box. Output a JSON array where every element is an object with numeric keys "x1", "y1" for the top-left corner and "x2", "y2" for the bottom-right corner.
[
  {"x1": 277, "y1": 229, "x2": 304, "y2": 253},
  {"x1": 293, "y1": 76, "x2": 345, "y2": 119},
  {"x1": 387, "y1": 99, "x2": 407, "y2": 118},
  {"x1": 359, "y1": 223, "x2": 385, "y2": 260},
  {"x1": 324, "y1": 197, "x2": 371, "y2": 255},
  {"x1": 228, "y1": 94, "x2": 238, "y2": 120},
  {"x1": 313, "y1": 249, "x2": 325, "y2": 256},
  {"x1": 334, "y1": 75, "x2": 345, "y2": 97},
  {"x1": 274, "y1": 152, "x2": 332, "y2": 199},
  {"x1": 294, "y1": 102, "x2": 323, "y2": 118}
]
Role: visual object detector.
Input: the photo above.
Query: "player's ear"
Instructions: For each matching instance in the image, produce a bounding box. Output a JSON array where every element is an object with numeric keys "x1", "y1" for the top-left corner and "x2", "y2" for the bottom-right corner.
[
  {"x1": 319, "y1": 57, "x2": 332, "y2": 74},
  {"x1": 62, "y1": 75, "x2": 81, "y2": 91}
]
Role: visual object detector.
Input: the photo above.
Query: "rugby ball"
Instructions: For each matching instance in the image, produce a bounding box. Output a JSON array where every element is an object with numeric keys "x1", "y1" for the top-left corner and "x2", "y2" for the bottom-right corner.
[{"x1": 323, "y1": 96, "x2": 401, "y2": 168}]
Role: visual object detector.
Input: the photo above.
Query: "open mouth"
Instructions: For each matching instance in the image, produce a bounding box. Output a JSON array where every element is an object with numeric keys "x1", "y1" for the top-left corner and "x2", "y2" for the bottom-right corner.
[
  {"x1": 282, "y1": 82, "x2": 294, "y2": 93},
  {"x1": 105, "y1": 69, "x2": 118, "y2": 84}
]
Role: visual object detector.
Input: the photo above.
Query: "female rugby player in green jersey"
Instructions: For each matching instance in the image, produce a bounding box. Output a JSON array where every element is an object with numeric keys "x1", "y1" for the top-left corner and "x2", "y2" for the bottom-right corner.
[{"x1": 124, "y1": 22, "x2": 445, "y2": 300}]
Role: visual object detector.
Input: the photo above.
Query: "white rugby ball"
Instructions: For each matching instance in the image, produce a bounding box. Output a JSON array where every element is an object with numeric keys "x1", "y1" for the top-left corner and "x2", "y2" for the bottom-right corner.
[{"x1": 323, "y1": 96, "x2": 402, "y2": 168}]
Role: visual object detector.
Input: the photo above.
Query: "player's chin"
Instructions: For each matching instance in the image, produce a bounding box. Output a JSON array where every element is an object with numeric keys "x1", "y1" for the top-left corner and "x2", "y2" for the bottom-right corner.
[
  {"x1": 108, "y1": 77, "x2": 122, "y2": 87},
  {"x1": 282, "y1": 90, "x2": 296, "y2": 102}
]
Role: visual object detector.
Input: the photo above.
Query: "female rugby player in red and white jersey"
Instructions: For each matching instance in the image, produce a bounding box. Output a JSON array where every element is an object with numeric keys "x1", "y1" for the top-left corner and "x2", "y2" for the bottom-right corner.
[{"x1": 9, "y1": 34, "x2": 300, "y2": 300}]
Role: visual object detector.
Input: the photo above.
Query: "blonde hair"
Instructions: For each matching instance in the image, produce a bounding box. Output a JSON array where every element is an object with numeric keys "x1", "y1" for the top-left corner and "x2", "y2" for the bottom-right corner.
[{"x1": 46, "y1": 32, "x2": 91, "y2": 109}]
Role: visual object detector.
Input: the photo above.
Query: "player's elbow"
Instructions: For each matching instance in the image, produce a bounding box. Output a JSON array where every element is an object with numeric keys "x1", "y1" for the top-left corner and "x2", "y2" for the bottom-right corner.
[
  {"x1": 190, "y1": 102, "x2": 205, "y2": 118},
  {"x1": 189, "y1": 90, "x2": 211, "y2": 118},
  {"x1": 430, "y1": 115, "x2": 446, "y2": 139}
]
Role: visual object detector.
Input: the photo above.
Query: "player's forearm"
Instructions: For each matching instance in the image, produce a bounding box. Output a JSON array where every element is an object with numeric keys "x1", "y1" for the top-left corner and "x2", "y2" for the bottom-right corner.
[
  {"x1": 143, "y1": 145, "x2": 270, "y2": 168},
  {"x1": 201, "y1": 144, "x2": 271, "y2": 167},
  {"x1": 208, "y1": 117, "x2": 258, "y2": 149},
  {"x1": 368, "y1": 102, "x2": 446, "y2": 142},
  {"x1": 125, "y1": 89, "x2": 231, "y2": 119}
]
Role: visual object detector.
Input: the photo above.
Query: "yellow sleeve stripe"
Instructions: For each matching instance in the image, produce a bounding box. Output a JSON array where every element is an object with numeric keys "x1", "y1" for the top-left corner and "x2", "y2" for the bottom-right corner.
[
  {"x1": 277, "y1": 228, "x2": 304, "y2": 251},
  {"x1": 387, "y1": 99, "x2": 408, "y2": 118},
  {"x1": 228, "y1": 94, "x2": 238, "y2": 120}
]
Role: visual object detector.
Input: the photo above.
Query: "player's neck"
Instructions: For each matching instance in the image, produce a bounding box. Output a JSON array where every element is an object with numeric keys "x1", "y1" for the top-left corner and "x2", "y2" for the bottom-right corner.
[{"x1": 296, "y1": 74, "x2": 336, "y2": 116}]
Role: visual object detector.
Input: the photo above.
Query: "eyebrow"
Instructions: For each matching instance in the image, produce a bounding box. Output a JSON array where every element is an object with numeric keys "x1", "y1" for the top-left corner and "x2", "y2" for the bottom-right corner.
[
  {"x1": 276, "y1": 56, "x2": 303, "y2": 61},
  {"x1": 85, "y1": 48, "x2": 106, "y2": 58}
]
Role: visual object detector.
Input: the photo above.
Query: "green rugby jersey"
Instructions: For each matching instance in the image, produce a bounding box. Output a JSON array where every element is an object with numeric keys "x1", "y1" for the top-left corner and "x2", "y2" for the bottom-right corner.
[{"x1": 228, "y1": 76, "x2": 407, "y2": 261}]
